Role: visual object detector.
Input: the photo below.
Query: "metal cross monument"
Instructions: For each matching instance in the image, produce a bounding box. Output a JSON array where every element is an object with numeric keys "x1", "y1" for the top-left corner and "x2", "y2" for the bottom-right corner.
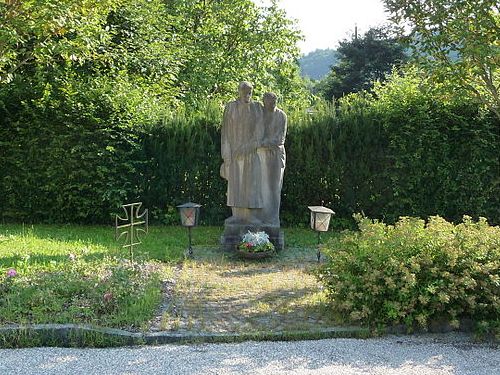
[{"x1": 115, "y1": 202, "x2": 148, "y2": 259}]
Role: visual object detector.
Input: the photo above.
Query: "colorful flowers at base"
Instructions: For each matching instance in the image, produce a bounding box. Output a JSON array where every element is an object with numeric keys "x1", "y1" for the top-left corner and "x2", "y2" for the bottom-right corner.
[{"x1": 238, "y1": 231, "x2": 275, "y2": 253}]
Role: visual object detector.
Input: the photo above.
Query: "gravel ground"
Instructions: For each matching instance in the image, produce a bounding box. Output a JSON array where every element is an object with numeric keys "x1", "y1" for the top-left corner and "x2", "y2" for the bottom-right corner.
[{"x1": 0, "y1": 334, "x2": 498, "y2": 375}]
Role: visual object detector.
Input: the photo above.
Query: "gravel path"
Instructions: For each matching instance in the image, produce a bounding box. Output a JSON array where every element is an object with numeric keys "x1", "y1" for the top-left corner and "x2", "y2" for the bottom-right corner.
[{"x1": 0, "y1": 334, "x2": 498, "y2": 375}]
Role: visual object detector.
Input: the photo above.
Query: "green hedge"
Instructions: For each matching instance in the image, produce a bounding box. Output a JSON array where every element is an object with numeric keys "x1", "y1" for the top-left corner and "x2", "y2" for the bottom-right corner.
[
  {"x1": 0, "y1": 72, "x2": 498, "y2": 225},
  {"x1": 372, "y1": 72, "x2": 500, "y2": 223},
  {"x1": 139, "y1": 105, "x2": 228, "y2": 224},
  {"x1": 316, "y1": 215, "x2": 500, "y2": 333},
  {"x1": 283, "y1": 97, "x2": 390, "y2": 226},
  {"x1": 0, "y1": 75, "x2": 145, "y2": 223}
]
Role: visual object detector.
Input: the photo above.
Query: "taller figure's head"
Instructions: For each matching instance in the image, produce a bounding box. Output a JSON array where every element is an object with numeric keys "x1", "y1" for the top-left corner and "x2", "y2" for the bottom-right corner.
[{"x1": 238, "y1": 81, "x2": 253, "y2": 103}]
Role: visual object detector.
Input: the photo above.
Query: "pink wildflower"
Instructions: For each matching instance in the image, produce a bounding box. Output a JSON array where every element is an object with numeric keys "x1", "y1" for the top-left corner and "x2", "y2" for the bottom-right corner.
[
  {"x1": 103, "y1": 292, "x2": 113, "y2": 303},
  {"x1": 6, "y1": 268, "x2": 17, "y2": 277}
]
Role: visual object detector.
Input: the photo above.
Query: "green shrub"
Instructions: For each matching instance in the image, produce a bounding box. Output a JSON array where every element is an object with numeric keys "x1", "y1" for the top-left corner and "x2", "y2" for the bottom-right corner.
[{"x1": 316, "y1": 215, "x2": 500, "y2": 333}]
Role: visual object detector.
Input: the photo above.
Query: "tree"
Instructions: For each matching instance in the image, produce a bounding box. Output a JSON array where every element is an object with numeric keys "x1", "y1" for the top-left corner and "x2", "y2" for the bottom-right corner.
[
  {"x1": 0, "y1": 0, "x2": 309, "y2": 109},
  {"x1": 0, "y1": 0, "x2": 121, "y2": 83},
  {"x1": 319, "y1": 26, "x2": 407, "y2": 100},
  {"x1": 163, "y1": 0, "x2": 308, "y2": 107},
  {"x1": 383, "y1": 0, "x2": 500, "y2": 120}
]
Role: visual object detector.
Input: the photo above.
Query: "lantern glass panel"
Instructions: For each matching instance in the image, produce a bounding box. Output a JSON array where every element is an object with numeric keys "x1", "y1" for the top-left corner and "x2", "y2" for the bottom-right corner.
[
  {"x1": 180, "y1": 207, "x2": 197, "y2": 226},
  {"x1": 311, "y1": 212, "x2": 332, "y2": 232}
]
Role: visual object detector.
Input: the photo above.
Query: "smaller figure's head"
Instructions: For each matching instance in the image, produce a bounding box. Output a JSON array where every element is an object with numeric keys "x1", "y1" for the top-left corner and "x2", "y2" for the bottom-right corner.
[
  {"x1": 238, "y1": 81, "x2": 253, "y2": 103},
  {"x1": 263, "y1": 92, "x2": 277, "y2": 111}
]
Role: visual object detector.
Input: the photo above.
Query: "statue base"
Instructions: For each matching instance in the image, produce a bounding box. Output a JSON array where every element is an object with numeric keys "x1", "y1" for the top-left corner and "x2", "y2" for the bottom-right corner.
[{"x1": 221, "y1": 224, "x2": 284, "y2": 252}]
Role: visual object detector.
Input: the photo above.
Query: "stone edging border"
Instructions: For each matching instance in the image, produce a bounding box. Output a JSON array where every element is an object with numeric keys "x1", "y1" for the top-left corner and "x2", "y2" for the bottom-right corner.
[{"x1": 0, "y1": 324, "x2": 371, "y2": 348}]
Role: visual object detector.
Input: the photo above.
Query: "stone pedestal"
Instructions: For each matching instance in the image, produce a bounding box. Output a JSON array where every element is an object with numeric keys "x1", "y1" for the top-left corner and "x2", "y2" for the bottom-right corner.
[{"x1": 221, "y1": 224, "x2": 284, "y2": 252}]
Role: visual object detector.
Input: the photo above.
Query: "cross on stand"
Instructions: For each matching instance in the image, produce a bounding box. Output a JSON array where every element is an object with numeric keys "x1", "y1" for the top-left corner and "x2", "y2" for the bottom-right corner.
[{"x1": 115, "y1": 202, "x2": 148, "y2": 260}]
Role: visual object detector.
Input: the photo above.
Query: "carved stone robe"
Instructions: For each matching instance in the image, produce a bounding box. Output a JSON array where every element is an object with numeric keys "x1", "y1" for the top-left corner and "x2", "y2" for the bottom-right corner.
[
  {"x1": 257, "y1": 107, "x2": 287, "y2": 225},
  {"x1": 220, "y1": 100, "x2": 263, "y2": 208}
]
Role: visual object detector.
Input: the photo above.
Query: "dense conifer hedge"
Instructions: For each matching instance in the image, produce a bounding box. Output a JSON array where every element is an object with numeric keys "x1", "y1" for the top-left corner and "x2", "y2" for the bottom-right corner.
[{"x1": 1, "y1": 74, "x2": 498, "y2": 226}]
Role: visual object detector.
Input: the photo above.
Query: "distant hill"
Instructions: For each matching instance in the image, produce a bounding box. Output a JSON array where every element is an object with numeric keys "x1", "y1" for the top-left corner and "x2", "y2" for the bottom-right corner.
[{"x1": 298, "y1": 49, "x2": 338, "y2": 80}]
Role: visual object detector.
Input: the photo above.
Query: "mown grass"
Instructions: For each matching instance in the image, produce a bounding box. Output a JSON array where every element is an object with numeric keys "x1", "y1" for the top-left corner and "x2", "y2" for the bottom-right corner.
[
  {"x1": 0, "y1": 224, "x2": 224, "y2": 263},
  {"x1": 0, "y1": 224, "x2": 337, "y2": 332}
]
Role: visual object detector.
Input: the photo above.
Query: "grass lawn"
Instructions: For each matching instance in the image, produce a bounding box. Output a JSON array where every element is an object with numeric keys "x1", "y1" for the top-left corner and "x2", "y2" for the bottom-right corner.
[{"x1": 0, "y1": 224, "x2": 338, "y2": 333}]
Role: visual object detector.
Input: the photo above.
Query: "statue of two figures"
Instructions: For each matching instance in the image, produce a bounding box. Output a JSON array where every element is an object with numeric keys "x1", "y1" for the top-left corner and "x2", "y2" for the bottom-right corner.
[{"x1": 220, "y1": 81, "x2": 287, "y2": 250}]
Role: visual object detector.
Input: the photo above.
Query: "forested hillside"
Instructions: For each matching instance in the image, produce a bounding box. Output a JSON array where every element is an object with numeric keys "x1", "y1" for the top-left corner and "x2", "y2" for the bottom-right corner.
[{"x1": 298, "y1": 49, "x2": 338, "y2": 80}]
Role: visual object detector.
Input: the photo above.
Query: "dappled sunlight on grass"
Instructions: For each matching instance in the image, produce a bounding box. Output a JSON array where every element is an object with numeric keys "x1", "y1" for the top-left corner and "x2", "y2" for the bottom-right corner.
[
  {"x1": 0, "y1": 230, "x2": 111, "y2": 261},
  {"x1": 0, "y1": 224, "x2": 211, "y2": 262},
  {"x1": 0, "y1": 224, "x2": 340, "y2": 334}
]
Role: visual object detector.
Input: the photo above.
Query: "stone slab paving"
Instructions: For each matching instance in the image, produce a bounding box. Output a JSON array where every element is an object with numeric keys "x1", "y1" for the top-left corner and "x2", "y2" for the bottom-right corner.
[
  {"x1": 152, "y1": 247, "x2": 338, "y2": 334},
  {"x1": 0, "y1": 334, "x2": 498, "y2": 375}
]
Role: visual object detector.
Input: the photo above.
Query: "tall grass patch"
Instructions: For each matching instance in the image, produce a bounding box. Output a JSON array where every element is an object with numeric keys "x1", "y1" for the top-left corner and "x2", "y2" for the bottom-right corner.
[{"x1": 0, "y1": 225, "x2": 179, "y2": 329}]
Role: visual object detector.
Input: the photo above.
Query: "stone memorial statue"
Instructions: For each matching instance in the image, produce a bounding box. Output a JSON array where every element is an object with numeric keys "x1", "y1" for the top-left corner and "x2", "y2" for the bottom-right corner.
[{"x1": 220, "y1": 82, "x2": 287, "y2": 250}]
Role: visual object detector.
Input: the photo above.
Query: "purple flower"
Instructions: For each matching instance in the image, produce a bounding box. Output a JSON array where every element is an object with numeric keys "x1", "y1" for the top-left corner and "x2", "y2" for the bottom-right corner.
[
  {"x1": 6, "y1": 268, "x2": 17, "y2": 277},
  {"x1": 103, "y1": 292, "x2": 113, "y2": 302}
]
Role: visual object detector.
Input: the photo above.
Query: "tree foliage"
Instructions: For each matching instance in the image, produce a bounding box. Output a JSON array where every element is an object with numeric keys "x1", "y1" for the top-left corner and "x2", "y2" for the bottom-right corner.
[
  {"x1": 0, "y1": 0, "x2": 308, "y2": 107},
  {"x1": 383, "y1": 0, "x2": 500, "y2": 119},
  {"x1": 0, "y1": 0, "x2": 118, "y2": 82},
  {"x1": 318, "y1": 26, "x2": 407, "y2": 100},
  {"x1": 163, "y1": 0, "x2": 308, "y2": 105}
]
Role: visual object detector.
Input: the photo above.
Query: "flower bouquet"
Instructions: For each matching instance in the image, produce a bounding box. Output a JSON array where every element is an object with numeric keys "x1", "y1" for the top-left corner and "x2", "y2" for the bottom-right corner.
[{"x1": 237, "y1": 231, "x2": 275, "y2": 259}]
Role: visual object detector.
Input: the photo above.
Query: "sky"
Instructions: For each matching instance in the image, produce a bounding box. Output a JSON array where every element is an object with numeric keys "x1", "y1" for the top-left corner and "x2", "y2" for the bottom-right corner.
[{"x1": 255, "y1": 0, "x2": 390, "y2": 55}]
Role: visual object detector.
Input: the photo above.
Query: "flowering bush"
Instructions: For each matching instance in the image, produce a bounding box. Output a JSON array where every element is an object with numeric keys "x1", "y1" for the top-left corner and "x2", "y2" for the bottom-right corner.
[
  {"x1": 316, "y1": 215, "x2": 500, "y2": 334},
  {"x1": 238, "y1": 231, "x2": 275, "y2": 253}
]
